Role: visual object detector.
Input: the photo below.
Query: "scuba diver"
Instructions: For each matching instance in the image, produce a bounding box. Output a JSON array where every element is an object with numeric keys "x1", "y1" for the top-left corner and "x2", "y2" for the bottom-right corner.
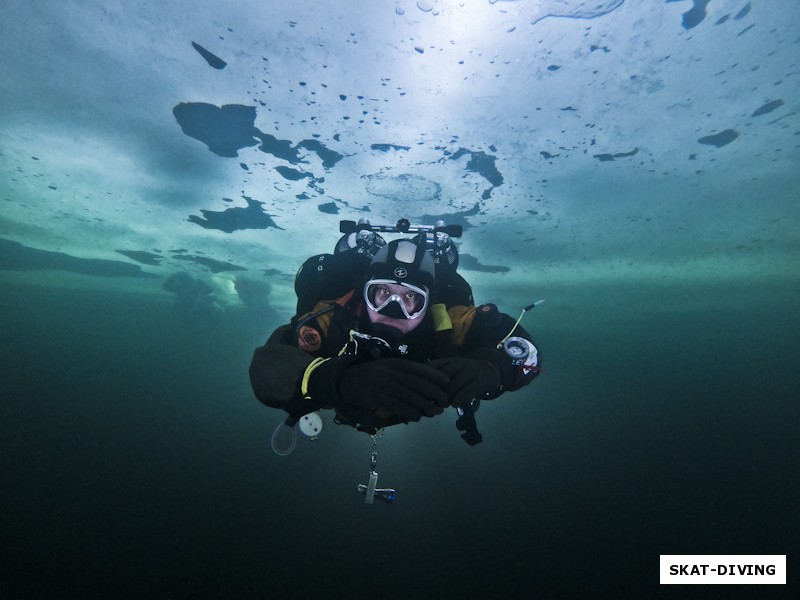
[{"x1": 249, "y1": 218, "x2": 541, "y2": 444}]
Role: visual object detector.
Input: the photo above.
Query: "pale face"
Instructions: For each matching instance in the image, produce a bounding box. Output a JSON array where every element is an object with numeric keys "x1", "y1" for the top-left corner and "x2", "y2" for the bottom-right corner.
[{"x1": 366, "y1": 281, "x2": 428, "y2": 334}]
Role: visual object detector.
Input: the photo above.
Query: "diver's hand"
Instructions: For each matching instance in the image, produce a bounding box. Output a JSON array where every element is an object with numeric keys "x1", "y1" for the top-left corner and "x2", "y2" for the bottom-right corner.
[
  {"x1": 338, "y1": 358, "x2": 450, "y2": 424},
  {"x1": 431, "y1": 357, "x2": 500, "y2": 407}
]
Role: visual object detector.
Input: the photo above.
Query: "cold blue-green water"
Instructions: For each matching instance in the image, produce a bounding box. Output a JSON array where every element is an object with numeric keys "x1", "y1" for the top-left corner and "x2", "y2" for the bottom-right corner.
[
  {"x1": 2, "y1": 277, "x2": 797, "y2": 599},
  {"x1": 2, "y1": 0, "x2": 799, "y2": 597}
]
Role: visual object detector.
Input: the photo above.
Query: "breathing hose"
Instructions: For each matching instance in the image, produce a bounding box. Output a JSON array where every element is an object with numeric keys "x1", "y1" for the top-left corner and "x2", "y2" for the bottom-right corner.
[{"x1": 270, "y1": 419, "x2": 298, "y2": 456}]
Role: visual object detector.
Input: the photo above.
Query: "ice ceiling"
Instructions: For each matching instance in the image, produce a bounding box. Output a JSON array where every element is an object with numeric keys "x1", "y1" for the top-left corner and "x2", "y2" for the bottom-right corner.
[{"x1": 1, "y1": 0, "x2": 798, "y2": 314}]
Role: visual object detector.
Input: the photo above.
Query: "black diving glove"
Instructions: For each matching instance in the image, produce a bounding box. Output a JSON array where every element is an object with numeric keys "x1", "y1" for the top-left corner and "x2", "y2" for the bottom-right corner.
[
  {"x1": 335, "y1": 358, "x2": 450, "y2": 429},
  {"x1": 430, "y1": 357, "x2": 500, "y2": 408}
]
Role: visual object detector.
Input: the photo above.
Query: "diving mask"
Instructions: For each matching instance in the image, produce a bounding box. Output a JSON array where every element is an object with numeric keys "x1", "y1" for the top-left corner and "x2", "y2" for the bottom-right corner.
[{"x1": 364, "y1": 279, "x2": 429, "y2": 320}]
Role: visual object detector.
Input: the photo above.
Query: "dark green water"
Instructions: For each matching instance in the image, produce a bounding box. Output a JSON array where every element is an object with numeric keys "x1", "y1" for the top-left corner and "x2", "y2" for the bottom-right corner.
[{"x1": 1, "y1": 279, "x2": 798, "y2": 599}]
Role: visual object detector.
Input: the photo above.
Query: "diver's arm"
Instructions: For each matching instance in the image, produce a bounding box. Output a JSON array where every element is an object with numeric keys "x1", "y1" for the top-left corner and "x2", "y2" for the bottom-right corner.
[
  {"x1": 250, "y1": 322, "x2": 450, "y2": 430},
  {"x1": 459, "y1": 304, "x2": 541, "y2": 398},
  {"x1": 249, "y1": 324, "x2": 315, "y2": 412}
]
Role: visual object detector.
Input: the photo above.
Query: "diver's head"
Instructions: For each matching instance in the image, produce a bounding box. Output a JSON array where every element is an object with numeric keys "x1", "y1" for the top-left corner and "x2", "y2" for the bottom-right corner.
[{"x1": 363, "y1": 239, "x2": 435, "y2": 334}]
